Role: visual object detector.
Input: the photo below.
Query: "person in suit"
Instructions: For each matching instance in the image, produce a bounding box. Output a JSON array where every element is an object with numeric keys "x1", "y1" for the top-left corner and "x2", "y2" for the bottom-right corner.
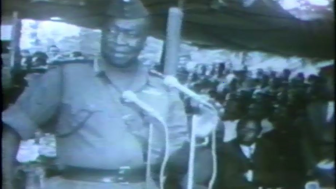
[
  {"x1": 296, "y1": 66, "x2": 334, "y2": 188},
  {"x1": 216, "y1": 117, "x2": 283, "y2": 189},
  {"x1": 216, "y1": 76, "x2": 238, "y2": 104},
  {"x1": 264, "y1": 105, "x2": 305, "y2": 189},
  {"x1": 165, "y1": 142, "x2": 214, "y2": 189},
  {"x1": 218, "y1": 93, "x2": 242, "y2": 143},
  {"x1": 281, "y1": 69, "x2": 291, "y2": 82},
  {"x1": 247, "y1": 103, "x2": 274, "y2": 136},
  {"x1": 216, "y1": 62, "x2": 226, "y2": 79}
]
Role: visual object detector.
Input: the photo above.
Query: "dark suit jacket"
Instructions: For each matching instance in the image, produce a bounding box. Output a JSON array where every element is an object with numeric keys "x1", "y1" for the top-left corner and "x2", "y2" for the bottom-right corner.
[
  {"x1": 165, "y1": 144, "x2": 213, "y2": 189},
  {"x1": 295, "y1": 101, "x2": 335, "y2": 184},
  {"x1": 263, "y1": 126, "x2": 305, "y2": 188},
  {"x1": 215, "y1": 138, "x2": 283, "y2": 189}
]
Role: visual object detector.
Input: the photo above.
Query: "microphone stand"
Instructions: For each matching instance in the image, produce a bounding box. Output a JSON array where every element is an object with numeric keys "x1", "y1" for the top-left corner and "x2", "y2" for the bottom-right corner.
[
  {"x1": 187, "y1": 117, "x2": 196, "y2": 189},
  {"x1": 122, "y1": 91, "x2": 169, "y2": 189},
  {"x1": 188, "y1": 99, "x2": 219, "y2": 189},
  {"x1": 146, "y1": 123, "x2": 154, "y2": 189}
]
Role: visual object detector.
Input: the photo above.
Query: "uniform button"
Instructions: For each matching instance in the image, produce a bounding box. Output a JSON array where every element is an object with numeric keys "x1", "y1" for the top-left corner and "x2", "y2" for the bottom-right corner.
[{"x1": 122, "y1": 114, "x2": 135, "y2": 126}]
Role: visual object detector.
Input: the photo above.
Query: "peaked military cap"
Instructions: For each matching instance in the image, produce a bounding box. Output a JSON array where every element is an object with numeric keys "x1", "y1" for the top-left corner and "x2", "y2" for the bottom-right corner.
[{"x1": 107, "y1": 0, "x2": 149, "y2": 19}]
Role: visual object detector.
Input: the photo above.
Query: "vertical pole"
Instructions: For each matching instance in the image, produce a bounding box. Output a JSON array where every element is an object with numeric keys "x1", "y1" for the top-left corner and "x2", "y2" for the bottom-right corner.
[
  {"x1": 187, "y1": 119, "x2": 196, "y2": 189},
  {"x1": 157, "y1": 42, "x2": 165, "y2": 73},
  {"x1": 163, "y1": 7, "x2": 184, "y2": 76},
  {"x1": 9, "y1": 11, "x2": 22, "y2": 70},
  {"x1": 146, "y1": 124, "x2": 154, "y2": 189}
]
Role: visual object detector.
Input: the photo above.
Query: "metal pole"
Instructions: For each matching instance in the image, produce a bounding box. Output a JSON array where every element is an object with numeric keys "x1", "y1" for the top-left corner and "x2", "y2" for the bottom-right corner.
[
  {"x1": 146, "y1": 124, "x2": 154, "y2": 189},
  {"x1": 187, "y1": 118, "x2": 196, "y2": 189},
  {"x1": 9, "y1": 11, "x2": 21, "y2": 70},
  {"x1": 163, "y1": 7, "x2": 184, "y2": 76}
]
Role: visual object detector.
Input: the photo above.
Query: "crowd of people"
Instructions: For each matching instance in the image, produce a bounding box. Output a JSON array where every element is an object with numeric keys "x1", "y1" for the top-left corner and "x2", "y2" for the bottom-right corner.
[
  {"x1": 18, "y1": 45, "x2": 86, "y2": 71},
  {"x1": 169, "y1": 62, "x2": 334, "y2": 189},
  {"x1": 3, "y1": 45, "x2": 87, "y2": 110}
]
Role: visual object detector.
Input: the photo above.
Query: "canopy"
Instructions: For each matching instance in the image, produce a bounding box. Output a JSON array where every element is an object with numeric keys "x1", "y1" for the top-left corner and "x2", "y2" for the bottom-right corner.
[{"x1": 2, "y1": 0, "x2": 334, "y2": 60}]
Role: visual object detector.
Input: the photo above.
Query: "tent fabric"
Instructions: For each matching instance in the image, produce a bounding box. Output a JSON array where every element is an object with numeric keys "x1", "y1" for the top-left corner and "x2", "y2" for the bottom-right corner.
[{"x1": 2, "y1": 0, "x2": 334, "y2": 60}]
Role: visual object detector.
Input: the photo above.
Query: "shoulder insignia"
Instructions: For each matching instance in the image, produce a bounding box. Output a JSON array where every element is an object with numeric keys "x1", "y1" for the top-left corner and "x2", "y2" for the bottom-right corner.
[
  {"x1": 149, "y1": 69, "x2": 164, "y2": 79},
  {"x1": 50, "y1": 59, "x2": 94, "y2": 66}
]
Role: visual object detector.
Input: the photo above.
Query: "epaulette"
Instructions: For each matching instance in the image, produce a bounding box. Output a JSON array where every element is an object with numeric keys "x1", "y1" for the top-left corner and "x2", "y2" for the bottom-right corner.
[{"x1": 149, "y1": 69, "x2": 164, "y2": 79}]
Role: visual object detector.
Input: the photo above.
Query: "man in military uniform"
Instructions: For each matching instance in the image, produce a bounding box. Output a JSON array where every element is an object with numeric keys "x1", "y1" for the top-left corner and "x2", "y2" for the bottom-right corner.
[{"x1": 2, "y1": 0, "x2": 218, "y2": 189}]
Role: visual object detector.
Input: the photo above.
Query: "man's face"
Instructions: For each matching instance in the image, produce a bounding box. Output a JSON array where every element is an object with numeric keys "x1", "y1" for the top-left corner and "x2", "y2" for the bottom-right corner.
[
  {"x1": 196, "y1": 65, "x2": 204, "y2": 75},
  {"x1": 223, "y1": 99, "x2": 241, "y2": 120},
  {"x1": 206, "y1": 65, "x2": 213, "y2": 75},
  {"x1": 49, "y1": 47, "x2": 60, "y2": 55},
  {"x1": 283, "y1": 69, "x2": 291, "y2": 78},
  {"x1": 21, "y1": 51, "x2": 30, "y2": 58},
  {"x1": 214, "y1": 64, "x2": 219, "y2": 72},
  {"x1": 237, "y1": 121, "x2": 260, "y2": 144},
  {"x1": 101, "y1": 18, "x2": 148, "y2": 68},
  {"x1": 272, "y1": 106, "x2": 288, "y2": 125},
  {"x1": 248, "y1": 104, "x2": 266, "y2": 119}
]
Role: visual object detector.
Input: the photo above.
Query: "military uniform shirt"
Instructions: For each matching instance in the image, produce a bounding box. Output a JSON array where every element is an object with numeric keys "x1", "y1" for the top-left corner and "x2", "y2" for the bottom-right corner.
[{"x1": 2, "y1": 61, "x2": 188, "y2": 169}]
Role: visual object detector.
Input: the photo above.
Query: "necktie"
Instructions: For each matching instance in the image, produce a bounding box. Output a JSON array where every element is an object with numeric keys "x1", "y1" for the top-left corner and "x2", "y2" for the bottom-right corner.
[
  {"x1": 326, "y1": 102, "x2": 334, "y2": 122},
  {"x1": 247, "y1": 147, "x2": 254, "y2": 182},
  {"x1": 249, "y1": 146, "x2": 253, "y2": 158}
]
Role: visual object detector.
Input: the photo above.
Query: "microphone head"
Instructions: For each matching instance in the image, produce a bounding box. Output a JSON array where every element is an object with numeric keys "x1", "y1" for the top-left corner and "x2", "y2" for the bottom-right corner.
[
  {"x1": 163, "y1": 75, "x2": 179, "y2": 86},
  {"x1": 122, "y1": 90, "x2": 137, "y2": 102}
]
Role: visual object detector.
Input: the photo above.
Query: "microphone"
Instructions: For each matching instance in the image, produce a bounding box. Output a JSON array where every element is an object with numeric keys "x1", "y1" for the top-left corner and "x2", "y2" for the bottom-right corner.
[
  {"x1": 122, "y1": 91, "x2": 165, "y2": 125},
  {"x1": 163, "y1": 76, "x2": 214, "y2": 109}
]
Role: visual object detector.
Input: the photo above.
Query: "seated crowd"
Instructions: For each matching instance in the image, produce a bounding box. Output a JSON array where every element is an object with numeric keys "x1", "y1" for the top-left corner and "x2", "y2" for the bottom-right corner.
[
  {"x1": 3, "y1": 46, "x2": 87, "y2": 110},
  {"x1": 178, "y1": 62, "x2": 334, "y2": 189}
]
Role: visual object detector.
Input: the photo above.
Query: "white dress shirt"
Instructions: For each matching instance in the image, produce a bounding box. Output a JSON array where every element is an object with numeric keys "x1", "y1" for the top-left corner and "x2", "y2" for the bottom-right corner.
[
  {"x1": 223, "y1": 120, "x2": 239, "y2": 142},
  {"x1": 240, "y1": 143, "x2": 256, "y2": 159},
  {"x1": 240, "y1": 143, "x2": 256, "y2": 182},
  {"x1": 260, "y1": 118, "x2": 274, "y2": 137},
  {"x1": 326, "y1": 101, "x2": 334, "y2": 122},
  {"x1": 317, "y1": 159, "x2": 334, "y2": 170}
]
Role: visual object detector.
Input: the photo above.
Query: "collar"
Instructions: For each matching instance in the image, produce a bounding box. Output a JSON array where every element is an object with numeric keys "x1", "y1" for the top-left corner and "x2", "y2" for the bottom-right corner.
[
  {"x1": 224, "y1": 119, "x2": 239, "y2": 125},
  {"x1": 240, "y1": 143, "x2": 256, "y2": 151},
  {"x1": 328, "y1": 101, "x2": 334, "y2": 107},
  {"x1": 93, "y1": 57, "x2": 152, "y2": 92},
  {"x1": 317, "y1": 159, "x2": 334, "y2": 170}
]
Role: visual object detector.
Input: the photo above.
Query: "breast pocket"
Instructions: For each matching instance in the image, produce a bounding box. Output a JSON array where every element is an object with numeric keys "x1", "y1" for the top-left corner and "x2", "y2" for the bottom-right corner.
[{"x1": 55, "y1": 103, "x2": 100, "y2": 138}]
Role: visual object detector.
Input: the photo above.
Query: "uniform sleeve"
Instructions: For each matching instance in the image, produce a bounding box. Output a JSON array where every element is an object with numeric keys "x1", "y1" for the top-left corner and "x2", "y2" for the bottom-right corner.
[
  {"x1": 2, "y1": 67, "x2": 62, "y2": 140},
  {"x1": 166, "y1": 89, "x2": 189, "y2": 155}
]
